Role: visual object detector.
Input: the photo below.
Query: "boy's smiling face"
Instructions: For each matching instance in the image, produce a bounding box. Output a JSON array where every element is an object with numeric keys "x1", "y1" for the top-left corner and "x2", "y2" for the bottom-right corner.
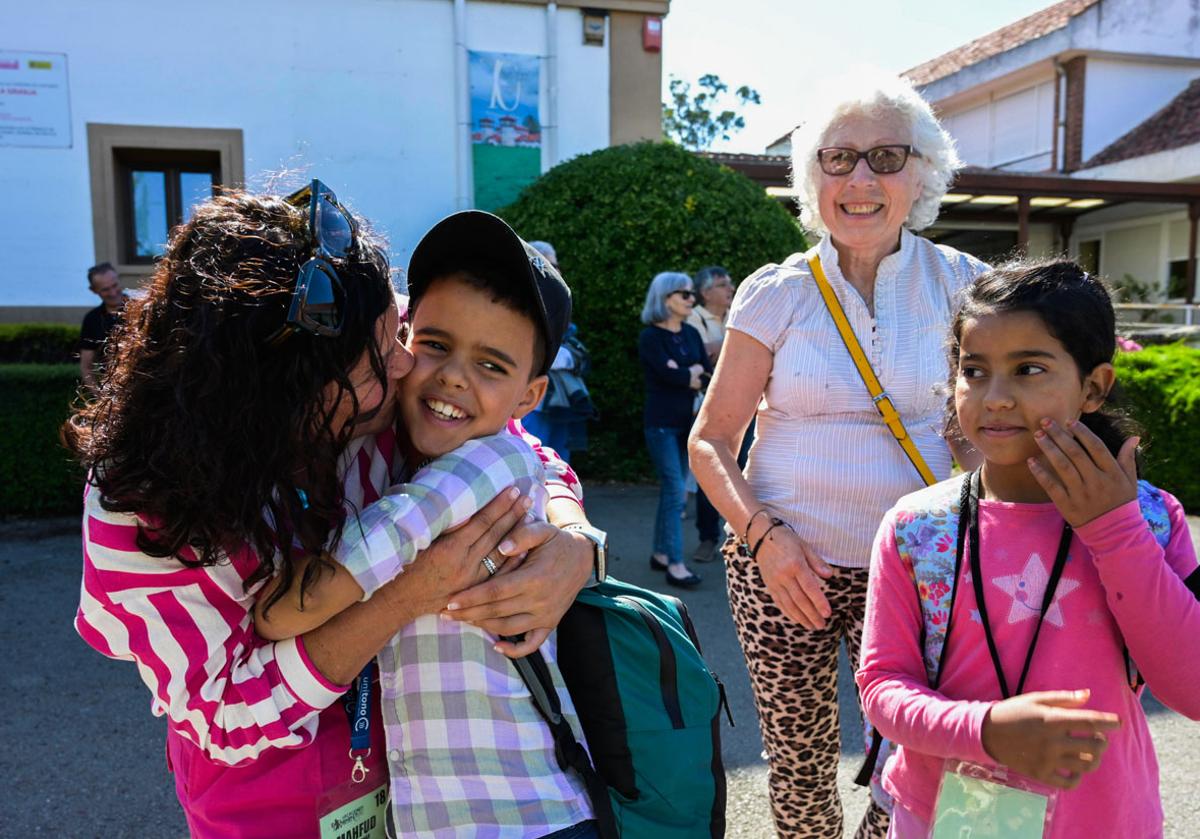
[{"x1": 399, "y1": 273, "x2": 547, "y2": 460}]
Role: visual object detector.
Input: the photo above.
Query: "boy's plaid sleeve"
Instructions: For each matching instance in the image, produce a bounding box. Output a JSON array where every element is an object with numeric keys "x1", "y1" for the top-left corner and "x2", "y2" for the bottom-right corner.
[{"x1": 335, "y1": 433, "x2": 546, "y2": 599}]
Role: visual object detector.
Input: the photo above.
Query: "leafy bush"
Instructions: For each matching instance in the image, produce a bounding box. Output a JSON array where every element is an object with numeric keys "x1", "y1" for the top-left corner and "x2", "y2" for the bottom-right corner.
[
  {"x1": 0, "y1": 364, "x2": 83, "y2": 516},
  {"x1": 0, "y1": 323, "x2": 81, "y2": 363},
  {"x1": 1115, "y1": 343, "x2": 1200, "y2": 509},
  {"x1": 500, "y1": 142, "x2": 806, "y2": 479}
]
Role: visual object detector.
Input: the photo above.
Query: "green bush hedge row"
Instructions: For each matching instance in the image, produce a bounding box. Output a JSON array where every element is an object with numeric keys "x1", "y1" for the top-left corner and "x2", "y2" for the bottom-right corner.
[
  {"x1": 1, "y1": 346, "x2": 1197, "y2": 516},
  {"x1": 0, "y1": 323, "x2": 81, "y2": 363},
  {"x1": 0, "y1": 364, "x2": 84, "y2": 516},
  {"x1": 1114, "y1": 343, "x2": 1200, "y2": 510},
  {"x1": 500, "y1": 142, "x2": 808, "y2": 480}
]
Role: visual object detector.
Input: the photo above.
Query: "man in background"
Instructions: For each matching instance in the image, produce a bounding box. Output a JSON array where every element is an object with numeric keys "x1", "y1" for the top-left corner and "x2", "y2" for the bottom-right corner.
[
  {"x1": 686, "y1": 266, "x2": 735, "y2": 563},
  {"x1": 80, "y1": 262, "x2": 127, "y2": 394}
]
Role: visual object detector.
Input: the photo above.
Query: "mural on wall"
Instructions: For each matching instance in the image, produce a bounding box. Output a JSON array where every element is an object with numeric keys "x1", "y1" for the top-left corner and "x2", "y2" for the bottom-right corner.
[{"x1": 469, "y1": 51, "x2": 541, "y2": 211}]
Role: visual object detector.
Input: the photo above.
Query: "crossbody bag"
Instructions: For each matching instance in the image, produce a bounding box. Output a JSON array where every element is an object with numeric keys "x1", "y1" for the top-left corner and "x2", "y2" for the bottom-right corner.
[{"x1": 807, "y1": 253, "x2": 938, "y2": 801}]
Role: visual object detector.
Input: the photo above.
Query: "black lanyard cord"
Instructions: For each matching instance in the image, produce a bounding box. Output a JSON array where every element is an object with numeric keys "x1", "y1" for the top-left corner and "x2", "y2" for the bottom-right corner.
[{"x1": 965, "y1": 469, "x2": 1072, "y2": 699}]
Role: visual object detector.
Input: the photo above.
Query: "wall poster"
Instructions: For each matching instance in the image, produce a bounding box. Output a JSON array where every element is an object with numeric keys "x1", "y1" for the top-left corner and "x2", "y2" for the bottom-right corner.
[
  {"x1": 0, "y1": 51, "x2": 71, "y2": 148},
  {"x1": 468, "y1": 51, "x2": 541, "y2": 211}
]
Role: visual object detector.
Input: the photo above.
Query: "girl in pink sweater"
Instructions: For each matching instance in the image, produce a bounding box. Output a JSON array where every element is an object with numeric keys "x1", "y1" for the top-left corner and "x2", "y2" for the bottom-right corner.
[{"x1": 857, "y1": 261, "x2": 1200, "y2": 838}]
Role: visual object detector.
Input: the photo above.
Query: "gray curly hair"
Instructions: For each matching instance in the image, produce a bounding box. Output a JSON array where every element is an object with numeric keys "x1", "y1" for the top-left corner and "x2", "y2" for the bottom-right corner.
[{"x1": 790, "y1": 69, "x2": 961, "y2": 235}]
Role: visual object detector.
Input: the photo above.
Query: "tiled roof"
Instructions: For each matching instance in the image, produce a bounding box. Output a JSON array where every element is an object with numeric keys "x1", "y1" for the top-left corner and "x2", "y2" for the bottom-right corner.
[
  {"x1": 1083, "y1": 77, "x2": 1200, "y2": 167},
  {"x1": 903, "y1": 0, "x2": 1099, "y2": 87}
]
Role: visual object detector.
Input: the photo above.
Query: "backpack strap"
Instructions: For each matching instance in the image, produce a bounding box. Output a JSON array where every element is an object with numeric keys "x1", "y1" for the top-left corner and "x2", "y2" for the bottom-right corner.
[
  {"x1": 854, "y1": 474, "x2": 969, "y2": 789},
  {"x1": 509, "y1": 647, "x2": 619, "y2": 839},
  {"x1": 1124, "y1": 481, "x2": 1176, "y2": 688},
  {"x1": 808, "y1": 254, "x2": 937, "y2": 487}
]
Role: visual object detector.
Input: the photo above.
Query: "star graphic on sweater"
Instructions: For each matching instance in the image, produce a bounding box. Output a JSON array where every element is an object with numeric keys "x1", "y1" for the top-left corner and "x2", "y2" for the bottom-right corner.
[{"x1": 991, "y1": 553, "x2": 1080, "y2": 628}]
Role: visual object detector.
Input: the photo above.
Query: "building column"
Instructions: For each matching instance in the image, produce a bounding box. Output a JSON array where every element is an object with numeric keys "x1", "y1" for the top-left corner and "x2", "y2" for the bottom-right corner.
[
  {"x1": 609, "y1": 12, "x2": 663, "y2": 145},
  {"x1": 1187, "y1": 201, "x2": 1199, "y2": 303},
  {"x1": 1017, "y1": 196, "x2": 1030, "y2": 254},
  {"x1": 1062, "y1": 56, "x2": 1087, "y2": 172}
]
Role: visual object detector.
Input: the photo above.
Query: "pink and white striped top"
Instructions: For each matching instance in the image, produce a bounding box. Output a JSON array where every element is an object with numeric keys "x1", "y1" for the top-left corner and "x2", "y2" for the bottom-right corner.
[{"x1": 75, "y1": 419, "x2": 582, "y2": 767}]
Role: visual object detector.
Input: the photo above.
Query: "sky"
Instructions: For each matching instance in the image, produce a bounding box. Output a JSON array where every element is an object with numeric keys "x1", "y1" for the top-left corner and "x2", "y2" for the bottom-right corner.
[{"x1": 661, "y1": 0, "x2": 1057, "y2": 154}]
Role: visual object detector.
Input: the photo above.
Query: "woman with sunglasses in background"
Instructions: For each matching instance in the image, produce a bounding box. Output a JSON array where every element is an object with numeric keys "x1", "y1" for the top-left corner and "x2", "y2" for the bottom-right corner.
[
  {"x1": 638, "y1": 271, "x2": 711, "y2": 588},
  {"x1": 688, "y1": 72, "x2": 988, "y2": 839},
  {"x1": 64, "y1": 184, "x2": 596, "y2": 838}
]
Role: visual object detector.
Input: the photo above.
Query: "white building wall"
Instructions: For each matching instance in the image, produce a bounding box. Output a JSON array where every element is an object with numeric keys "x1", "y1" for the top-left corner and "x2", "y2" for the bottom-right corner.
[
  {"x1": 554, "y1": 10, "x2": 611, "y2": 164},
  {"x1": 1073, "y1": 207, "x2": 1197, "y2": 299},
  {"x1": 1, "y1": 0, "x2": 611, "y2": 310},
  {"x1": 1101, "y1": 223, "x2": 1165, "y2": 289},
  {"x1": 1082, "y1": 57, "x2": 1200, "y2": 161},
  {"x1": 918, "y1": 0, "x2": 1200, "y2": 105},
  {"x1": 941, "y1": 78, "x2": 1055, "y2": 170}
]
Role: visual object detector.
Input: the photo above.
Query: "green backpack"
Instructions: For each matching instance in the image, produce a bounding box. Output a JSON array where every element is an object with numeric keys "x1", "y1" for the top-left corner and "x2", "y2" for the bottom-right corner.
[{"x1": 513, "y1": 577, "x2": 732, "y2": 838}]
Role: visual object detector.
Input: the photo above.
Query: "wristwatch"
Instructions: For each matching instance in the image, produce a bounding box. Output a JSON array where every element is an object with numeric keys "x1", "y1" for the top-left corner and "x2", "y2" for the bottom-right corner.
[{"x1": 561, "y1": 522, "x2": 608, "y2": 584}]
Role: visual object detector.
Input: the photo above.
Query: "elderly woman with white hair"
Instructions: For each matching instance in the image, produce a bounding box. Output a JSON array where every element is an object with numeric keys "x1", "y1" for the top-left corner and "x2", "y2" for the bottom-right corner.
[
  {"x1": 640, "y1": 270, "x2": 711, "y2": 588},
  {"x1": 689, "y1": 73, "x2": 986, "y2": 838}
]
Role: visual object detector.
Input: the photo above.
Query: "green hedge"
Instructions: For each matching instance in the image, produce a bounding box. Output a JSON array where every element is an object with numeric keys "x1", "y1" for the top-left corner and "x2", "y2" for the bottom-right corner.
[
  {"x1": 1115, "y1": 343, "x2": 1200, "y2": 510},
  {"x1": 499, "y1": 142, "x2": 807, "y2": 480},
  {"x1": 1, "y1": 346, "x2": 1196, "y2": 516},
  {"x1": 0, "y1": 364, "x2": 83, "y2": 516},
  {"x1": 0, "y1": 323, "x2": 81, "y2": 363}
]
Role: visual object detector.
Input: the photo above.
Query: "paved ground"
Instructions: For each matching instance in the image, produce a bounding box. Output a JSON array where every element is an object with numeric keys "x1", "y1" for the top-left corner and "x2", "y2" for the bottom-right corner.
[{"x1": 1, "y1": 486, "x2": 1197, "y2": 837}]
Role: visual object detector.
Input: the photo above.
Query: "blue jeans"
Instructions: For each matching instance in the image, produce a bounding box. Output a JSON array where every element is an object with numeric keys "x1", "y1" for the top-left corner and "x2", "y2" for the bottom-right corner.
[
  {"x1": 645, "y1": 425, "x2": 689, "y2": 564},
  {"x1": 523, "y1": 409, "x2": 571, "y2": 463},
  {"x1": 541, "y1": 820, "x2": 600, "y2": 838}
]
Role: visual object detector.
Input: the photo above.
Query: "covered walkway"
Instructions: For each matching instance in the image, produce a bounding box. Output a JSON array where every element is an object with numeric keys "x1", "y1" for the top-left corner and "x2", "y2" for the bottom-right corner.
[{"x1": 703, "y1": 153, "x2": 1200, "y2": 302}]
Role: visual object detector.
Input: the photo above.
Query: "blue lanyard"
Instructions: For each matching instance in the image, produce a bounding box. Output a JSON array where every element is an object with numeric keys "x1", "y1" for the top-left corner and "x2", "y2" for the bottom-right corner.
[{"x1": 342, "y1": 662, "x2": 374, "y2": 782}]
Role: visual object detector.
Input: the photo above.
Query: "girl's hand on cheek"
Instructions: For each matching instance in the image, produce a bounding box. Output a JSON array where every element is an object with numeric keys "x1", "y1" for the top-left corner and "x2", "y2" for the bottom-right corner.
[
  {"x1": 1028, "y1": 419, "x2": 1139, "y2": 527},
  {"x1": 981, "y1": 690, "x2": 1120, "y2": 789}
]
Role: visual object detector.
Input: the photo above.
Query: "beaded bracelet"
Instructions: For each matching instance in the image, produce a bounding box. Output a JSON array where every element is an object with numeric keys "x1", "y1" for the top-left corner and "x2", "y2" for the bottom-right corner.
[
  {"x1": 742, "y1": 508, "x2": 770, "y2": 549},
  {"x1": 749, "y1": 517, "x2": 790, "y2": 559}
]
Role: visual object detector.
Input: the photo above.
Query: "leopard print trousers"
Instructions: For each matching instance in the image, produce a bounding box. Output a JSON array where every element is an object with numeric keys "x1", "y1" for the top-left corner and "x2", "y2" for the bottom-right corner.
[{"x1": 724, "y1": 537, "x2": 890, "y2": 839}]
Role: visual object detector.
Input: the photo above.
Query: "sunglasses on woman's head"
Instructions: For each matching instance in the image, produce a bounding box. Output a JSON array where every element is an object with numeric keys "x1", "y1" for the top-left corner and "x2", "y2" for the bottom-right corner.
[
  {"x1": 816, "y1": 145, "x2": 920, "y2": 176},
  {"x1": 265, "y1": 179, "x2": 357, "y2": 346},
  {"x1": 670, "y1": 289, "x2": 696, "y2": 300}
]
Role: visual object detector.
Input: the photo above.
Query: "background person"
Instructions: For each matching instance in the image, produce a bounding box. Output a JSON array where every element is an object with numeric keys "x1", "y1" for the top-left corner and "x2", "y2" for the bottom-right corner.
[
  {"x1": 858, "y1": 262, "x2": 1200, "y2": 838},
  {"x1": 64, "y1": 188, "x2": 597, "y2": 839},
  {"x1": 522, "y1": 240, "x2": 594, "y2": 462},
  {"x1": 689, "y1": 72, "x2": 987, "y2": 839},
  {"x1": 687, "y1": 266, "x2": 736, "y2": 563},
  {"x1": 640, "y1": 271, "x2": 710, "y2": 589},
  {"x1": 79, "y1": 262, "x2": 127, "y2": 394}
]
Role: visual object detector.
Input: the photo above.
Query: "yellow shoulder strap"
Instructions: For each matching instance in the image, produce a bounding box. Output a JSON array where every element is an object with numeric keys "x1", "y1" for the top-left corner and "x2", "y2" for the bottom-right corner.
[{"x1": 808, "y1": 254, "x2": 937, "y2": 487}]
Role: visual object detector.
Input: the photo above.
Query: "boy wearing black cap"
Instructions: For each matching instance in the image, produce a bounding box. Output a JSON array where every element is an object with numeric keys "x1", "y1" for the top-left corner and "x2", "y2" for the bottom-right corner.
[
  {"x1": 254, "y1": 212, "x2": 601, "y2": 838},
  {"x1": 397, "y1": 211, "x2": 571, "y2": 464}
]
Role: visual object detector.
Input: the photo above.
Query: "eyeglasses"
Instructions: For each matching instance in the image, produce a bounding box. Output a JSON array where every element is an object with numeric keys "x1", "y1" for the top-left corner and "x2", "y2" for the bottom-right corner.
[
  {"x1": 266, "y1": 179, "x2": 356, "y2": 346},
  {"x1": 670, "y1": 289, "x2": 696, "y2": 300},
  {"x1": 816, "y1": 145, "x2": 920, "y2": 176}
]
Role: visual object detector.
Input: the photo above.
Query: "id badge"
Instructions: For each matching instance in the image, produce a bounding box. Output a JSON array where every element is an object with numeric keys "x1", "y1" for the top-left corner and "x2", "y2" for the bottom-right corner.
[
  {"x1": 317, "y1": 778, "x2": 388, "y2": 839},
  {"x1": 930, "y1": 761, "x2": 1057, "y2": 839}
]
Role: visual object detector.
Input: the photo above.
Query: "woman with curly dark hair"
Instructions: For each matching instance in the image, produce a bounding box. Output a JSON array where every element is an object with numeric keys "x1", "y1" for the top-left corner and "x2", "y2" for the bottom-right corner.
[{"x1": 65, "y1": 184, "x2": 596, "y2": 838}]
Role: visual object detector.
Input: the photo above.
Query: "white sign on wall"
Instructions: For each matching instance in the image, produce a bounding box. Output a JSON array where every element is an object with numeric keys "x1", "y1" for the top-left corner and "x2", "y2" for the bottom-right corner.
[{"x1": 0, "y1": 50, "x2": 71, "y2": 149}]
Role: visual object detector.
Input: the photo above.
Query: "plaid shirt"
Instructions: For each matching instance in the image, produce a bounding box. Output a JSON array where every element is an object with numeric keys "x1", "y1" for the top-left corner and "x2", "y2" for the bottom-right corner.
[{"x1": 335, "y1": 432, "x2": 593, "y2": 837}]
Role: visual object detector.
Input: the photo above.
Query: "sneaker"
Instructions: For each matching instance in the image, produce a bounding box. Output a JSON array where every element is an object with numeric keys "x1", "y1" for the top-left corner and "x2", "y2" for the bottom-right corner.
[{"x1": 692, "y1": 539, "x2": 719, "y2": 563}]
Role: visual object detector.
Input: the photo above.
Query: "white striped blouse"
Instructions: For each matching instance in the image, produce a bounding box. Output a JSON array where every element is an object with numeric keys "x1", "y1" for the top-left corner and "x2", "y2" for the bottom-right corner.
[{"x1": 727, "y1": 230, "x2": 988, "y2": 568}]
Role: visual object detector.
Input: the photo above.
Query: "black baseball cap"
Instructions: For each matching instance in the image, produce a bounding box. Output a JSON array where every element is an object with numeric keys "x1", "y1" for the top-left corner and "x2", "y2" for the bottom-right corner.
[{"x1": 406, "y1": 211, "x2": 571, "y2": 376}]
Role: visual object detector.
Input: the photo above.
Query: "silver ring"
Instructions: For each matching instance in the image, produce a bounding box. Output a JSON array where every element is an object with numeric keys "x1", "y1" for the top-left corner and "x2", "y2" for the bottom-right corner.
[{"x1": 481, "y1": 554, "x2": 498, "y2": 576}]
